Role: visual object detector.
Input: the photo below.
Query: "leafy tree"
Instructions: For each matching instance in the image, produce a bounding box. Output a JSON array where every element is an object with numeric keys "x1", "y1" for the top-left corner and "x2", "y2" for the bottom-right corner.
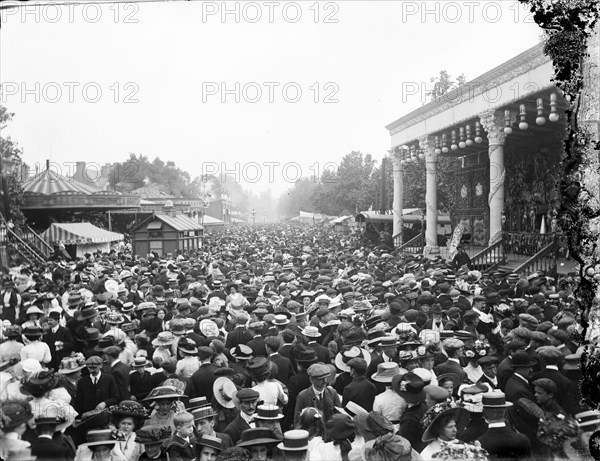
[
  {"x1": 427, "y1": 70, "x2": 467, "y2": 102},
  {"x1": 0, "y1": 105, "x2": 26, "y2": 226}
]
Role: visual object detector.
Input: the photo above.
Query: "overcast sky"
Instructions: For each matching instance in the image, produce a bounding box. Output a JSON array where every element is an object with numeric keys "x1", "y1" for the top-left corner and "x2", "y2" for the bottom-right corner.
[{"x1": 1, "y1": 0, "x2": 543, "y2": 197}]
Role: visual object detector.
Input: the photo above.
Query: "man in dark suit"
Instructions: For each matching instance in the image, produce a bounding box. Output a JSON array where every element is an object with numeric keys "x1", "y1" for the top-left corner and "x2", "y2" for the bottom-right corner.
[
  {"x1": 224, "y1": 388, "x2": 260, "y2": 444},
  {"x1": 342, "y1": 358, "x2": 377, "y2": 411},
  {"x1": 31, "y1": 414, "x2": 73, "y2": 461},
  {"x1": 73, "y1": 355, "x2": 120, "y2": 414},
  {"x1": 265, "y1": 336, "x2": 294, "y2": 386},
  {"x1": 476, "y1": 356, "x2": 499, "y2": 391},
  {"x1": 103, "y1": 346, "x2": 130, "y2": 402},
  {"x1": 302, "y1": 327, "x2": 331, "y2": 364},
  {"x1": 477, "y1": 392, "x2": 531, "y2": 460},
  {"x1": 191, "y1": 347, "x2": 219, "y2": 399},
  {"x1": 294, "y1": 363, "x2": 341, "y2": 430},
  {"x1": 225, "y1": 314, "x2": 253, "y2": 349},
  {"x1": 505, "y1": 351, "x2": 535, "y2": 403},
  {"x1": 0, "y1": 280, "x2": 23, "y2": 324},
  {"x1": 247, "y1": 322, "x2": 267, "y2": 357},
  {"x1": 532, "y1": 346, "x2": 576, "y2": 415},
  {"x1": 434, "y1": 338, "x2": 468, "y2": 383},
  {"x1": 43, "y1": 310, "x2": 74, "y2": 371}
]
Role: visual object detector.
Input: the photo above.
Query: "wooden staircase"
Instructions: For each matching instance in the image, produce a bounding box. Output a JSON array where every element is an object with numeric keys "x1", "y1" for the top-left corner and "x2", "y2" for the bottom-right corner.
[
  {"x1": 470, "y1": 239, "x2": 505, "y2": 272},
  {"x1": 397, "y1": 231, "x2": 425, "y2": 255},
  {"x1": 6, "y1": 225, "x2": 51, "y2": 265}
]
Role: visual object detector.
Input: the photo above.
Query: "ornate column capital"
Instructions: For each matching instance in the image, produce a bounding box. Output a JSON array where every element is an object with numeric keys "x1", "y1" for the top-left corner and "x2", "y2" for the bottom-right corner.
[
  {"x1": 390, "y1": 147, "x2": 404, "y2": 171},
  {"x1": 479, "y1": 110, "x2": 506, "y2": 146},
  {"x1": 418, "y1": 136, "x2": 437, "y2": 162}
]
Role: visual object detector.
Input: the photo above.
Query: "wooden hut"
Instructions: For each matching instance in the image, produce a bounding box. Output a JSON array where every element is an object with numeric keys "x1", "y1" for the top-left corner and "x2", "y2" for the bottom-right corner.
[{"x1": 131, "y1": 213, "x2": 204, "y2": 257}]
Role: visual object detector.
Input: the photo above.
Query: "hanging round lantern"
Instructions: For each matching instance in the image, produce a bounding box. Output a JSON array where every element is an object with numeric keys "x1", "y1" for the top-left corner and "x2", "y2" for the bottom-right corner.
[
  {"x1": 536, "y1": 98, "x2": 546, "y2": 125},
  {"x1": 504, "y1": 109, "x2": 512, "y2": 134},
  {"x1": 519, "y1": 104, "x2": 528, "y2": 130}
]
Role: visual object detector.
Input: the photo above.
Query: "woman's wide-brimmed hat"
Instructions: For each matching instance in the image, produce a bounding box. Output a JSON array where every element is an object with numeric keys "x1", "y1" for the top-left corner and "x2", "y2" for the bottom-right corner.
[
  {"x1": 394, "y1": 372, "x2": 426, "y2": 404},
  {"x1": 0, "y1": 400, "x2": 33, "y2": 431},
  {"x1": 109, "y1": 400, "x2": 149, "y2": 419},
  {"x1": 236, "y1": 428, "x2": 281, "y2": 448},
  {"x1": 20, "y1": 370, "x2": 59, "y2": 396},
  {"x1": 143, "y1": 385, "x2": 184, "y2": 402},
  {"x1": 22, "y1": 325, "x2": 43, "y2": 337},
  {"x1": 372, "y1": 362, "x2": 403, "y2": 383},
  {"x1": 245, "y1": 357, "x2": 271, "y2": 379},
  {"x1": 58, "y1": 356, "x2": 86, "y2": 375},
  {"x1": 135, "y1": 425, "x2": 172, "y2": 444},
  {"x1": 335, "y1": 346, "x2": 372, "y2": 372},
  {"x1": 82, "y1": 429, "x2": 125, "y2": 448},
  {"x1": 213, "y1": 377, "x2": 237, "y2": 409},
  {"x1": 152, "y1": 331, "x2": 175, "y2": 347},
  {"x1": 421, "y1": 402, "x2": 469, "y2": 442},
  {"x1": 231, "y1": 344, "x2": 253, "y2": 361},
  {"x1": 72, "y1": 409, "x2": 111, "y2": 430}
]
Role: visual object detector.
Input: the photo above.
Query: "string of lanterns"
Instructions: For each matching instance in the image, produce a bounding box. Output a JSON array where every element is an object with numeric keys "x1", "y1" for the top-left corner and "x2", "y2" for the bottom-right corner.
[
  {"x1": 396, "y1": 92, "x2": 561, "y2": 163},
  {"x1": 424, "y1": 92, "x2": 562, "y2": 154}
]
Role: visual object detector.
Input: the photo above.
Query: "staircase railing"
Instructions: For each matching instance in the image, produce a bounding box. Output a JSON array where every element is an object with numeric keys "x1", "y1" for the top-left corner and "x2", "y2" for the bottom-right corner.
[
  {"x1": 393, "y1": 232, "x2": 402, "y2": 248},
  {"x1": 398, "y1": 231, "x2": 424, "y2": 254},
  {"x1": 18, "y1": 225, "x2": 53, "y2": 258},
  {"x1": 470, "y1": 239, "x2": 504, "y2": 271},
  {"x1": 512, "y1": 239, "x2": 558, "y2": 277},
  {"x1": 6, "y1": 227, "x2": 46, "y2": 264}
]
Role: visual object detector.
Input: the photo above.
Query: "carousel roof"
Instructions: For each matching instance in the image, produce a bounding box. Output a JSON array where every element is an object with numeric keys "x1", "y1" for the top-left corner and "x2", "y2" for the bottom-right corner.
[
  {"x1": 23, "y1": 168, "x2": 101, "y2": 195},
  {"x1": 21, "y1": 168, "x2": 141, "y2": 210}
]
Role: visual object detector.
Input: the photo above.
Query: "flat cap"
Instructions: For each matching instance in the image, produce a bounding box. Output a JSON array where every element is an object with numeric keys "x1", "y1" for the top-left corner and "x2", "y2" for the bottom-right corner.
[
  {"x1": 347, "y1": 358, "x2": 367, "y2": 374},
  {"x1": 102, "y1": 345, "x2": 122, "y2": 357},
  {"x1": 518, "y1": 313, "x2": 539, "y2": 325},
  {"x1": 236, "y1": 388, "x2": 260, "y2": 401},
  {"x1": 424, "y1": 384, "x2": 449, "y2": 401},
  {"x1": 85, "y1": 356, "x2": 103, "y2": 365},
  {"x1": 307, "y1": 363, "x2": 331, "y2": 378},
  {"x1": 536, "y1": 345, "x2": 562, "y2": 361},
  {"x1": 530, "y1": 331, "x2": 548, "y2": 343},
  {"x1": 477, "y1": 356, "x2": 499, "y2": 367}
]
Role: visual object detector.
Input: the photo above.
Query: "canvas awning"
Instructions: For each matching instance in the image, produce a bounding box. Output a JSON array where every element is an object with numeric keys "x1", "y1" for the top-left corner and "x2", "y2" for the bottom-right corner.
[{"x1": 41, "y1": 223, "x2": 124, "y2": 246}]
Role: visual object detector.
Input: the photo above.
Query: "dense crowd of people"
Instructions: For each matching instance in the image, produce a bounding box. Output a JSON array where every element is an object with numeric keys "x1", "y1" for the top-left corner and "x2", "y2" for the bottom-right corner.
[{"x1": 0, "y1": 223, "x2": 596, "y2": 461}]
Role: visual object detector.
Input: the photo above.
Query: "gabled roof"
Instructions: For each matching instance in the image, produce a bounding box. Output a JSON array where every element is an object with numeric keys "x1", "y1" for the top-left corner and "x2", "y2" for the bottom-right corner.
[{"x1": 133, "y1": 213, "x2": 203, "y2": 232}]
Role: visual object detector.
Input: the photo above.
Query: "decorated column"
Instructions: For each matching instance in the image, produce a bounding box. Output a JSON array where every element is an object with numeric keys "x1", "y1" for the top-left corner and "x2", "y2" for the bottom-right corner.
[
  {"x1": 420, "y1": 136, "x2": 438, "y2": 254},
  {"x1": 391, "y1": 148, "x2": 404, "y2": 247},
  {"x1": 479, "y1": 110, "x2": 506, "y2": 245}
]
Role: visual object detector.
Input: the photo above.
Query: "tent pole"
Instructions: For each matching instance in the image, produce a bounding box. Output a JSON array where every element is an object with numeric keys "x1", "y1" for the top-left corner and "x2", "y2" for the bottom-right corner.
[{"x1": 108, "y1": 210, "x2": 112, "y2": 231}]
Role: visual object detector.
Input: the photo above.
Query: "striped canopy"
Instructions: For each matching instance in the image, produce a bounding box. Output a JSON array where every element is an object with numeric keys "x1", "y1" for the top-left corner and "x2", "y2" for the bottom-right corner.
[{"x1": 41, "y1": 223, "x2": 124, "y2": 246}]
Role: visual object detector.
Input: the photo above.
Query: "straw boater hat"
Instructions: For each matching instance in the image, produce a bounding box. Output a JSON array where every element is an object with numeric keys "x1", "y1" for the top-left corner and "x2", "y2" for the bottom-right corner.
[
  {"x1": 277, "y1": 430, "x2": 309, "y2": 452},
  {"x1": 192, "y1": 406, "x2": 217, "y2": 422},
  {"x1": 254, "y1": 405, "x2": 284, "y2": 421},
  {"x1": 196, "y1": 435, "x2": 223, "y2": 452}
]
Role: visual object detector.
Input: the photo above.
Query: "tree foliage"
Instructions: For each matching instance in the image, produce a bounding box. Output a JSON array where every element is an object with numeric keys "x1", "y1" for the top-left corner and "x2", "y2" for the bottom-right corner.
[
  {"x1": 0, "y1": 105, "x2": 26, "y2": 226},
  {"x1": 427, "y1": 70, "x2": 467, "y2": 102}
]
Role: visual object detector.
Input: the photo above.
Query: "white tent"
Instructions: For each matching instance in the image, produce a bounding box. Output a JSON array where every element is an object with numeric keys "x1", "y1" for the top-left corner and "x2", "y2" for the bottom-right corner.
[{"x1": 41, "y1": 223, "x2": 124, "y2": 257}]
